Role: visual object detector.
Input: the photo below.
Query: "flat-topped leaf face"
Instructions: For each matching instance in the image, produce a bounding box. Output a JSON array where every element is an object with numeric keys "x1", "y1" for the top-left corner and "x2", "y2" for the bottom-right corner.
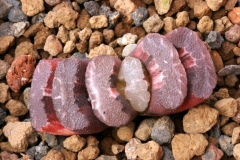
[{"x1": 129, "y1": 33, "x2": 188, "y2": 115}]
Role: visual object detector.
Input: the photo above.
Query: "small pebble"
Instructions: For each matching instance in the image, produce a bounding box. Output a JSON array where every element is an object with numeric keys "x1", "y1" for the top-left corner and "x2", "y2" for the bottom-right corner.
[
  {"x1": 63, "y1": 40, "x2": 75, "y2": 54},
  {"x1": 77, "y1": 145, "x2": 99, "y2": 160},
  {"x1": 44, "y1": 11, "x2": 58, "y2": 29},
  {"x1": 5, "y1": 99, "x2": 28, "y2": 116},
  {"x1": 225, "y1": 74, "x2": 239, "y2": 87},
  {"x1": 99, "y1": 4, "x2": 111, "y2": 15},
  {"x1": 228, "y1": 7, "x2": 240, "y2": 25},
  {"x1": 114, "y1": 122, "x2": 135, "y2": 142},
  {"x1": 0, "y1": 60, "x2": 10, "y2": 80},
  {"x1": 183, "y1": 104, "x2": 219, "y2": 133},
  {"x1": 0, "y1": 0, "x2": 13, "y2": 19},
  {"x1": 95, "y1": 155, "x2": 118, "y2": 160},
  {"x1": 0, "y1": 35, "x2": 15, "y2": 54},
  {"x1": 108, "y1": 11, "x2": 120, "y2": 28},
  {"x1": 163, "y1": 17, "x2": 176, "y2": 33},
  {"x1": 218, "y1": 65, "x2": 240, "y2": 76},
  {"x1": 171, "y1": 133, "x2": 208, "y2": 160},
  {"x1": 205, "y1": 31, "x2": 224, "y2": 49},
  {"x1": 111, "y1": 144, "x2": 124, "y2": 155},
  {"x1": 34, "y1": 27, "x2": 52, "y2": 50},
  {"x1": 88, "y1": 44, "x2": 116, "y2": 59},
  {"x1": 15, "y1": 41, "x2": 40, "y2": 59},
  {"x1": 8, "y1": 6, "x2": 27, "y2": 23},
  {"x1": 122, "y1": 44, "x2": 137, "y2": 57},
  {"x1": 89, "y1": 15, "x2": 108, "y2": 29},
  {"x1": 151, "y1": 116, "x2": 175, "y2": 145},
  {"x1": 117, "y1": 33, "x2": 138, "y2": 46},
  {"x1": 193, "y1": 1, "x2": 212, "y2": 19},
  {"x1": 225, "y1": 24, "x2": 240, "y2": 43},
  {"x1": 233, "y1": 47, "x2": 240, "y2": 56},
  {"x1": 214, "y1": 97, "x2": 238, "y2": 117},
  {"x1": 5, "y1": 115, "x2": 19, "y2": 123},
  {"x1": 88, "y1": 30, "x2": 103, "y2": 50},
  {"x1": 135, "y1": 140, "x2": 163, "y2": 160},
  {"x1": 26, "y1": 144, "x2": 50, "y2": 160},
  {"x1": 205, "y1": 0, "x2": 225, "y2": 11},
  {"x1": 201, "y1": 143, "x2": 224, "y2": 160},
  {"x1": 3, "y1": 122, "x2": 33, "y2": 152},
  {"x1": 6, "y1": 55, "x2": 36, "y2": 93},
  {"x1": 21, "y1": 0, "x2": 44, "y2": 16},
  {"x1": 57, "y1": 7, "x2": 79, "y2": 30},
  {"x1": 84, "y1": 1, "x2": 100, "y2": 16},
  {"x1": 154, "y1": 0, "x2": 172, "y2": 15},
  {"x1": 0, "y1": 151, "x2": 18, "y2": 160},
  {"x1": 0, "y1": 108, "x2": 7, "y2": 125},
  {"x1": 77, "y1": 9, "x2": 90, "y2": 29},
  {"x1": 41, "y1": 149, "x2": 64, "y2": 160},
  {"x1": 63, "y1": 135, "x2": 86, "y2": 152},
  {"x1": 221, "y1": 122, "x2": 239, "y2": 136},
  {"x1": 0, "y1": 83, "x2": 11, "y2": 103},
  {"x1": 176, "y1": 11, "x2": 190, "y2": 27},
  {"x1": 214, "y1": 16, "x2": 233, "y2": 33},
  {"x1": 23, "y1": 87, "x2": 30, "y2": 109},
  {"x1": 218, "y1": 135, "x2": 234, "y2": 156},
  {"x1": 103, "y1": 29, "x2": 114, "y2": 44},
  {"x1": 125, "y1": 138, "x2": 141, "y2": 159},
  {"x1": 44, "y1": 133, "x2": 58, "y2": 148},
  {"x1": 31, "y1": 12, "x2": 46, "y2": 24},
  {"x1": 45, "y1": 0, "x2": 61, "y2": 6},
  {"x1": 162, "y1": 146, "x2": 174, "y2": 160},
  {"x1": 233, "y1": 143, "x2": 240, "y2": 159},
  {"x1": 197, "y1": 16, "x2": 213, "y2": 34},
  {"x1": 225, "y1": 0, "x2": 238, "y2": 11},
  {"x1": 232, "y1": 126, "x2": 240, "y2": 144},
  {"x1": 78, "y1": 27, "x2": 92, "y2": 41},
  {"x1": 131, "y1": 7, "x2": 149, "y2": 27},
  {"x1": 44, "y1": 34, "x2": 63, "y2": 56},
  {"x1": 143, "y1": 14, "x2": 164, "y2": 33},
  {"x1": 209, "y1": 122, "x2": 221, "y2": 139}
]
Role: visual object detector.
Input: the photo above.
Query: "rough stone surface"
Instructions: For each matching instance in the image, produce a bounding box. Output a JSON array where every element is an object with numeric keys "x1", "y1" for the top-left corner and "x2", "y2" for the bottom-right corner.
[
  {"x1": 151, "y1": 116, "x2": 174, "y2": 145},
  {"x1": 214, "y1": 98, "x2": 238, "y2": 117},
  {"x1": 0, "y1": 151, "x2": 18, "y2": 160},
  {"x1": 232, "y1": 126, "x2": 240, "y2": 145},
  {"x1": 176, "y1": 11, "x2": 190, "y2": 27},
  {"x1": 77, "y1": 9, "x2": 90, "y2": 29},
  {"x1": 0, "y1": 60, "x2": 10, "y2": 80},
  {"x1": 171, "y1": 133, "x2": 208, "y2": 160},
  {"x1": 3, "y1": 122, "x2": 33, "y2": 152},
  {"x1": 197, "y1": 16, "x2": 214, "y2": 34},
  {"x1": 122, "y1": 44, "x2": 137, "y2": 57},
  {"x1": 163, "y1": 17, "x2": 176, "y2": 33},
  {"x1": 233, "y1": 143, "x2": 240, "y2": 160},
  {"x1": 34, "y1": 27, "x2": 52, "y2": 50},
  {"x1": 205, "y1": 31, "x2": 224, "y2": 49},
  {"x1": 183, "y1": 104, "x2": 219, "y2": 134},
  {"x1": 8, "y1": 6, "x2": 27, "y2": 23},
  {"x1": 44, "y1": 34, "x2": 63, "y2": 56},
  {"x1": 228, "y1": 7, "x2": 240, "y2": 25},
  {"x1": 63, "y1": 41, "x2": 75, "y2": 54},
  {"x1": 41, "y1": 149, "x2": 64, "y2": 160},
  {"x1": 218, "y1": 135, "x2": 234, "y2": 156},
  {"x1": 5, "y1": 99, "x2": 28, "y2": 116},
  {"x1": 111, "y1": 144, "x2": 124, "y2": 155},
  {"x1": 84, "y1": 1, "x2": 100, "y2": 16},
  {"x1": 96, "y1": 155, "x2": 118, "y2": 160},
  {"x1": 63, "y1": 135, "x2": 86, "y2": 152},
  {"x1": 6, "y1": 55, "x2": 36, "y2": 93},
  {"x1": 89, "y1": 15, "x2": 108, "y2": 29},
  {"x1": 225, "y1": 24, "x2": 240, "y2": 43},
  {"x1": 0, "y1": 36, "x2": 15, "y2": 54},
  {"x1": 117, "y1": 33, "x2": 138, "y2": 46},
  {"x1": 201, "y1": 143, "x2": 224, "y2": 160},
  {"x1": 78, "y1": 27, "x2": 92, "y2": 41},
  {"x1": 15, "y1": 41, "x2": 40, "y2": 59},
  {"x1": 135, "y1": 140, "x2": 163, "y2": 160},
  {"x1": 89, "y1": 31, "x2": 103, "y2": 50},
  {"x1": 23, "y1": 22, "x2": 44, "y2": 38},
  {"x1": 143, "y1": 14, "x2": 164, "y2": 33},
  {"x1": 31, "y1": 12, "x2": 46, "y2": 24},
  {"x1": 103, "y1": 29, "x2": 114, "y2": 44},
  {"x1": 193, "y1": 1, "x2": 212, "y2": 19},
  {"x1": 0, "y1": 108, "x2": 7, "y2": 125},
  {"x1": 0, "y1": 0, "x2": 13, "y2": 19},
  {"x1": 161, "y1": 146, "x2": 174, "y2": 160},
  {"x1": 131, "y1": 7, "x2": 149, "y2": 26},
  {"x1": 214, "y1": 16, "x2": 233, "y2": 33},
  {"x1": 125, "y1": 138, "x2": 141, "y2": 159},
  {"x1": 57, "y1": 7, "x2": 79, "y2": 30},
  {"x1": 44, "y1": 11, "x2": 58, "y2": 28},
  {"x1": 205, "y1": 0, "x2": 225, "y2": 11},
  {"x1": 20, "y1": 0, "x2": 44, "y2": 16},
  {"x1": 114, "y1": 122, "x2": 135, "y2": 142},
  {"x1": 88, "y1": 44, "x2": 117, "y2": 59},
  {"x1": 221, "y1": 122, "x2": 239, "y2": 136},
  {"x1": 45, "y1": 0, "x2": 61, "y2": 6},
  {"x1": 77, "y1": 146, "x2": 99, "y2": 160},
  {"x1": 44, "y1": 133, "x2": 58, "y2": 148},
  {"x1": 154, "y1": 0, "x2": 172, "y2": 15},
  {"x1": 225, "y1": 74, "x2": 239, "y2": 87}
]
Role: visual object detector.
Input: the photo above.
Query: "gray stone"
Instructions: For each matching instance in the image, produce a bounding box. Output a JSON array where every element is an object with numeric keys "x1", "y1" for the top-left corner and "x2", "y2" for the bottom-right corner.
[
  {"x1": 151, "y1": 116, "x2": 175, "y2": 145},
  {"x1": 0, "y1": 0, "x2": 13, "y2": 19},
  {"x1": 6, "y1": 0, "x2": 20, "y2": 6},
  {"x1": 0, "y1": 108, "x2": 6, "y2": 125},
  {"x1": 218, "y1": 65, "x2": 240, "y2": 76},
  {"x1": 95, "y1": 155, "x2": 118, "y2": 160},
  {"x1": 35, "y1": 142, "x2": 50, "y2": 160},
  {"x1": 162, "y1": 146, "x2": 174, "y2": 160},
  {"x1": 31, "y1": 12, "x2": 46, "y2": 24},
  {"x1": 205, "y1": 31, "x2": 224, "y2": 49},
  {"x1": 0, "y1": 21, "x2": 29, "y2": 37},
  {"x1": 44, "y1": 133, "x2": 58, "y2": 147},
  {"x1": 84, "y1": 1, "x2": 100, "y2": 16},
  {"x1": 225, "y1": 24, "x2": 240, "y2": 43},
  {"x1": 99, "y1": 4, "x2": 111, "y2": 16},
  {"x1": 0, "y1": 60, "x2": 10, "y2": 80},
  {"x1": 209, "y1": 122, "x2": 221, "y2": 139},
  {"x1": 8, "y1": 6, "x2": 28, "y2": 22},
  {"x1": 23, "y1": 87, "x2": 31, "y2": 109},
  {"x1": 108, "y1": 11, "x2": 120, "y2": 28},
  {"x1": 218, "y1": 135, "x2": 234, "y2": 156},
  {"x1": 131, "y1": 7, "x2": 149, "y2": 26}
]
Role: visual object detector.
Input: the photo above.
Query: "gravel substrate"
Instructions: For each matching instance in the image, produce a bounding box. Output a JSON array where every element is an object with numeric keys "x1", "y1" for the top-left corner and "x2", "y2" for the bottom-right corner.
[{"x1": 1, "y1": 0, "x2": 240, "y2": 159}]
